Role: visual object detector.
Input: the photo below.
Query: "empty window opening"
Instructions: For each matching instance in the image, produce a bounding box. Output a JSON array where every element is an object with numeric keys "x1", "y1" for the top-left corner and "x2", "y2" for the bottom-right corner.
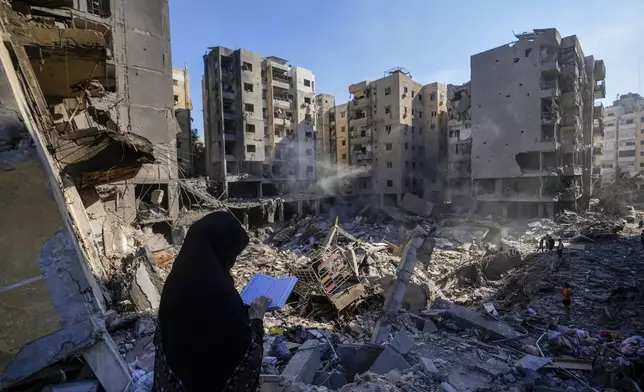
[
  {"x1": 515, "y1": 152, "x2": 541, "y2": 172},
  {"x1": 386, "y1": 180, "x2": 393, "y2": 187},
  {"x1": 87, "y1": 0, "x2": 110, "y2": 16},
  {"x1": 244, "y1": 83, "x2": 253, "y2": 92},
  {"x1": 246, "y1": 144, "x2": 256, "y2": 153},
  {"x1": 304, "y1": 97, "x2": 311, "y2": 104},
  {"x1": 243, "y1": 62, "x2": 253, "y2": 71},
  {"x1": 385, "y1": 87, "x2": 391, "y2": 96},
  {"x1": 385, "y1": 143, "x2": 393, "y2": 151},
  {"x1": 245, "y1": 103, "x2": 254, "y2": 113},
  {"x1": 303, "y1": 79, "x2": 311, "y2": 87},
  {"x1": 386, "y1": 161, "x2": 393, "y2": 168},
  {"x1": 173, "y1": 95, "x2": 179, "y2": 104},
  {"x1": 246, "y1": 124, "x2": 255, "y2": 133},
  {"x1": 385, "y1": 106, "x2": 391, "y2": 114}
]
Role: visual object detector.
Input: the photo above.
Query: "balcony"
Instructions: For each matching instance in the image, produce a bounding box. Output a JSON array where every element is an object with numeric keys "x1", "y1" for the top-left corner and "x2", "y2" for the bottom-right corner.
[
  {"x1": 350, "y1": 129, "x2": 373, "y2": 145},
  {"x1": 349, "y1": 115, "x2": 370, "y2": 127},
  {"x1": 595, "y1": 80, "x2": 606, "y2": 99},
  {"x1": 593, "y1": 145, "x2": 603, "y2": 155},
  {"x1": 541, "y1": 111, "x2": 559, "y2": 125},
  {"x1": 593, "y1": 104, "x2": 605, "y2": 119},
  {"x1": 351, "y1": 151, "x2": 372, "y2": 164},
  {"x1": 273, "y1": 97, "x2": 292, "y2": 109},
  {"x1": 541, "y1": 57, "x2": 560, "y2": 76},
  {"x1": 271, "y1": 78, "x2": 290, "y2": 90},
  {"x1": 351, "y1": 96, "x2": 370, "y2": 108},
  {"x1": 531, "y1": 137, "x2": 560, "y2": 151},
  {"x1": 223, "y1": 111, "x2": 236, "y2": 120},
  {"x1": 223, "y1": 132, "x2": 237, "y2": 141},
  {"x1": 594, "y1": 60, "x2": 606, "y2": 81},
  {"x1": 562, "y1": 165, "x2": 582, "y2": 176},
  {"x1": 273, "y1": 117, "x2": 291, "y2": 127},
  {"x1": 221, "y1": 69, "x2": 235, "y2": 81},
  {"x1": 593, "y1": 120, "x2": 604, "y2": 137},
  {"x1": 540, "y1": 79, "x2": 559, "y2": 98}
]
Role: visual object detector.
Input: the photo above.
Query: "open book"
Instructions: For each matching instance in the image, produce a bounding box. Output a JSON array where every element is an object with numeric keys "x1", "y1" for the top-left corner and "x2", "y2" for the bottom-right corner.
[{"x1": 239, "y1": 273, "x2": 298, "y2": 311}]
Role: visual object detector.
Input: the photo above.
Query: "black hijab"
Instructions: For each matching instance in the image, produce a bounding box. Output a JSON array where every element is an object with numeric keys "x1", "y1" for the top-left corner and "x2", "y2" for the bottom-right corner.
[{"x1": 158, "y1": 211, "x2": 251, "y2": 391}]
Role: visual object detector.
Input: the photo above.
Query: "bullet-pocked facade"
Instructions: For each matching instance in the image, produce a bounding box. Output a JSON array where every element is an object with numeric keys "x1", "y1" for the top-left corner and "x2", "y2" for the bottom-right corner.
[{"x1": 470, "y1": 29, "x2": 605, "y2": 219}]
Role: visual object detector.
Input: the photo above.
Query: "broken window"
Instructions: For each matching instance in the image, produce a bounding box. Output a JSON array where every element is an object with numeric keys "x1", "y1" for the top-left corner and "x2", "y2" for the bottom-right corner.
[
  {"x1": 431, "y1": 111, "x2": 437, "y2": 117},
  {"x1": 341, "y1": 140, "x2": 346, "y2": 146},
  {"x1": 626, "y1": 119, "x2": 634, "y2": 124},
  {"x1": 174, "y1": 95, "x2": 179, "y2": 104},
  {"x1": 173, "y1": 79, "x2": 178, "y2": 86},
  {"x1": 246, "y1": 124, "x2": 256, "y2": 133},
  {"x1": 419, "y1": 94, "x2": 423, "y2": 102},
  {"x1": 419, "y1": 111, "x2": 423, "y2": 118},
  {"x1": 341, "y1": 111, "x2": 346, "y2": 118},
  {"x1": 341, "y1": 126, "x2": 346, "y2": 132},
  {"x1": 245, "y1": 103, "x2": 254, "y2": 113},
  {"x1": 404, "y1": 87, "x2": 408, "y2": 94},
  {"x1": 431, "y1": 124, "x2": 436, "y2": 130},
  {"x1": 386, "y1": 143, "x2": 393, "y2": 151},
  {"x1": 342, "y1": 153, "x2": 347, "y2": 159},
  {"x1": 243, "y1": 62, "x2": 253, "y2": 72},
  {"x1": 303, "y1": 79, "x2": 311, "y2": 87},
  {"x1": 385, "y1": 125, "x2": 392, "y2": 133},
  {"x1": 385, "y1": 87, "x2": 391, "y2": 96},
  {"x1": 304, "y1": 97, "x2": 312, "y2": 104},
  {"x1": 87, "y1": 0, "x2": 110, "y2": 16},
  {"x1": 247, "y1": 144, "x2": 256, "y2": 153},
  {"x1": 244, "y1": 83, "x2": 253, "y2": 92},
  {"x1": 386, "y1": 161, "x2": 393, "y2": 168},
  {"x1": 430, "y1": 93, "x2": 436, "y2": 101},
  {"x1": 386, "y1": 180, "x2": 393, "y2": 187},
  {"x1": 412, "y1": 91, "x2": 416, "y2": 98},
  {"x1": 385, "y1": 106, "x2": 392, "y2": 114}
]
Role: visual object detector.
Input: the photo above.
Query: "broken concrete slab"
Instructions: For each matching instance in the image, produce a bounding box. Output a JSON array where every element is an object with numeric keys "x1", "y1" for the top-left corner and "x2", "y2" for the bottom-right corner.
[
  {"x1": 312, "y1": 371, "x2": 347, "y2": 390},
  {"x1": 130, "y1": 264, "x2": 161, "y2": 310},
  {"x1": 439, "y1": 382, "x2": 458, "y2": 392},
  {"x1": 435, "y1": 299, "x2": 523, "y2": 341},
  {"x1": 369, "y1": 346, "x2": 411, "y2": 375},
  {"x1": 515, "y1": 354, "x2": 552, "y2": 372},
  {"x1": 389, "y1": 331, "x2": 413, "y2": 355},
  {"x1": 420, "y1": 357, "x2": 444, "y2": 381},
  {"x1": 400, "y1": 193, "x2": 433, "y2": 217},
  {"x1": 280, "y1": 340, "x2": 321, "y2": 385},
  {"x1": 423, "y1": 319, "x2": 438, "y2": 334}
]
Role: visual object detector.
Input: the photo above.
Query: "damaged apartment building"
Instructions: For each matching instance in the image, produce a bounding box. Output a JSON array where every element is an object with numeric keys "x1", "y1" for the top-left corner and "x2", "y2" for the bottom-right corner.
[
  {"x1": 446, "y1": 82, "x2": 472, "y2": 211},
  {"x1": 471, "y1": 28, "x2": 606, "y2": 218},
  {"x1": 343, "y1": 68, "x2": 447, "y2": 205},
  {"x1": 599, "y1": 93, "x2": 644, "y2": 183},
  {"x1": 0, "y1": 0, "x2": 179, "y2": 389},
  {"x1": 203, "y1": 47, "x2": 318, "y2": 199}
]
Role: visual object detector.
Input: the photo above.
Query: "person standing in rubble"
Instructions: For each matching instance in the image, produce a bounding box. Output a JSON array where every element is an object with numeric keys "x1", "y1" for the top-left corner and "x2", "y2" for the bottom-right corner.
[
  {"x1": 549, "y1": 235, "x2": 556, "y2": 252},
  {"x1": 154, "y1": 211, "x2": 271, "y2": 392},
  {"x1": 557, "y1": 239, "x2": 564, "y2": 259},
  {"x1": 538, "y1": 237, "x2": 545, "y2": 253},
  {"x1": 561, "y1": 283, "x2": 573, "y2": 321}
]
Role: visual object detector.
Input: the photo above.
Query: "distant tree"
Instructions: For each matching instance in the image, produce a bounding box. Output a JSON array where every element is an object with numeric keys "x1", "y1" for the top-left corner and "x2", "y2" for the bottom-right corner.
[{"x1": 191, "y1": 129, "x2": 206, "y2": 176}]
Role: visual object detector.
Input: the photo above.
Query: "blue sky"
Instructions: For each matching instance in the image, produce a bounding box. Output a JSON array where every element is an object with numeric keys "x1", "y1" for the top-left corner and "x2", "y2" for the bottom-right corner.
[{"x1": 169, "y1": 0, "x2": 644, "y2": 135}]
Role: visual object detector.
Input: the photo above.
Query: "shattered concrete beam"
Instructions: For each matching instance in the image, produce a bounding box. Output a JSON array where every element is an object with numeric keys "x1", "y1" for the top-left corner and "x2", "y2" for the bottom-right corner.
[
  {"x1": 13, "y1": 28, "x2": 107, "y2": 49},
  {"x1": 372, "y1": 229, "x2": 433, "y2": 344}
]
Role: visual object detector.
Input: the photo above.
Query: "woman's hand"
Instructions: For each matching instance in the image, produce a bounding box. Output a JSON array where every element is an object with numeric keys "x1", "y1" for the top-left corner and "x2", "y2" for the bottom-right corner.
[{"x1": 248, "y1": 296, "x2": 271, "y2": 320}]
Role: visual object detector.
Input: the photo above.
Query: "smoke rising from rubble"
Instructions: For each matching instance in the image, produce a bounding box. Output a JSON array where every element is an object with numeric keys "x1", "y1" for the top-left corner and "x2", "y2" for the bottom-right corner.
[{"x1": 316, "y1": 160, "x2": 370, "y2": 195}]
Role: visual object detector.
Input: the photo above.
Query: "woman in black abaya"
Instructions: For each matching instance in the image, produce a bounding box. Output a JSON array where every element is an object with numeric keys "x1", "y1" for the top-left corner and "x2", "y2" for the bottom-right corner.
[{"x1": 153, "y1": 211, "x2": 271, "y2": 392}]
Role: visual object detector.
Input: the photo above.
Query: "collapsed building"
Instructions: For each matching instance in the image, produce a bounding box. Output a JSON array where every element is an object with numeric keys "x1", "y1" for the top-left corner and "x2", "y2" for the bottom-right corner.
[
  {"x1": 471, "y1": 28, "x2": 606, "y2": 219},
  {"x1": 0, "y1": 0, "x2": 179, "y2": 389}
]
